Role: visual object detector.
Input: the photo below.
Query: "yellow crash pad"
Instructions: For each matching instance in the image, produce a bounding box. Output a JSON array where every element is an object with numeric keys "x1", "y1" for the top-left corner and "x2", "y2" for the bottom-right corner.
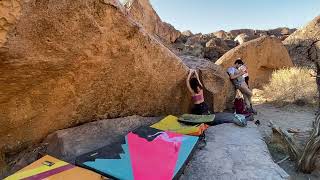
[
  {"x1": 5, "y1": 155, "x2": 106, "y2": 180},
  {"x1": 151, "y1": 115, "x2": 208, "y2": 136}
]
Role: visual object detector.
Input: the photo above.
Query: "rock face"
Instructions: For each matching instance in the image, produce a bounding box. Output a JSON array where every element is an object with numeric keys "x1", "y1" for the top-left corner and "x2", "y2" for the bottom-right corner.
[
  {"x1": 0, "y1": 0, "x2": 190, "y2": 163},
  {"x1": 283, "y1": 16, "x2": 320, "y2": 67},
  {"x1": 43, "y1": 116, "x2": 161, "y2": 163},
  {"x1": 174, "y1": 34, "x2": 235, "y2": 62},
  {"x1": 123, "y1": 0, "x2": 180, "y2": 43},
  {"x1": 181, "y1": 123, "x2": 289, "y2": 180},
  {"x1": 0, "y1": 0, "x2": 21, "y2": 47},
  {"x1": 180, "y1": 55, "x2": 235, "y2": 112},
  {"x1": 216, "y1": 36, "x2": 293, "y2": 88}
]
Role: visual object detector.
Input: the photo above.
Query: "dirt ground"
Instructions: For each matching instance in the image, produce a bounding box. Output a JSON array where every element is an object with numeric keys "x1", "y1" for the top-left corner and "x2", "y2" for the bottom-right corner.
[
  {"x1": 3, "y1": 88, "x2": 319, "y2": 179},
  {"x1": 252, "y1": 89, "x2": 320, "y2": 180}
]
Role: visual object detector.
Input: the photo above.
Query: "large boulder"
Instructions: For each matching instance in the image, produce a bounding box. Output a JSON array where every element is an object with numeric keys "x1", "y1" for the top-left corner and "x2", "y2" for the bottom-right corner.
[
  {"x1": 234, "y1": 33, "x2": 251, "y2": 44},
  {"x1": 206, "y1": 38, "x2": 229, "y2": 49},
  {"x1": 212, "y1": 30, "x2": 230, "y2": 39},
  {"x1": 283, "y1": 16, "x2": 320, "y2": 67},
  {"x1": 224, "y1": 39, "x2": 238, "y2": 49},
  {"x1": 229, "y1": 29, "x2": 256, "y2": 39},
  {"x1": 182, "y1": 30, "x2": 193, "y2": 37},
  {"x1": 180, "y1": 55, "x2": 235, "y2": 112},
  {"x1": 43, "y1": 116, "x2": 161, "y2": 163},
  {"x1": 183, "y1": 43, "x2": 205, "y2": 58},
  {"x1": 123, "y1": 0, "x2": 180, "y2": 43},
  {"x1": 0, "y1": 0, "x2": 190, "y2": 165},
  {"x1": 179, "y1": 34, "x2": 211, "y2": 58},
  {"x1": 204, "y1": 38, "x2": 231, "y2": 61},
  {"x1": 234, "y1": 33, "x2": 261, "y2": 45},
  {"x1": 181, "y1": 123, "x2": 289, "y2": 180},
  {"x1": 185, "y1": 34, "x2": 212, "y2": 46},
  {"x1": 175, "y1": 30, "x2": 194, "y2": 46},
  {"x1": 203, "y1": 47, "x2": 225, "y2": 61},
  {"x1": 216, "y1": 36, "x2": 293, "y2": 88}
]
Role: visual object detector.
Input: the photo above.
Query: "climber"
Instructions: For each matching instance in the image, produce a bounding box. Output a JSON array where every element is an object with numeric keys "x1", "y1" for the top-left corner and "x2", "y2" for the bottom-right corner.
[
  {"x1": 186, "y1": 69, "x2": 247, "y2": 127},
  {"x1": 238, "y1": 60, "x2": 249, "y2": 87},
  {"x1": 186, "y1": 69, "x2": 210, "y2": 115},
  {"x1": 227, "y1": 59, "x2": 256, "y2": 114}
]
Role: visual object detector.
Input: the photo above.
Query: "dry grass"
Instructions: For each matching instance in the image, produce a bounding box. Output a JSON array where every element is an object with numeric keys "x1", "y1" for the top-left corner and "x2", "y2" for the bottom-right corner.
[{"x1": 263, "y1": 67, "x2": 317, "y2": 106}]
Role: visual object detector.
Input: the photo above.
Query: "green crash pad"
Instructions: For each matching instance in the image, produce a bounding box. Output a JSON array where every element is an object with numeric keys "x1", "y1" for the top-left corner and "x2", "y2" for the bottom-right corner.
[{"x1": 178, "y1": 114, "x2": 215, "y2": 125}]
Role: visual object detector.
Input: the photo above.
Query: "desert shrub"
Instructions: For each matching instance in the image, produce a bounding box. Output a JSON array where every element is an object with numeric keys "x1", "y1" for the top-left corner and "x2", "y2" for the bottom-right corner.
[{"x1": 263, "y1": 67, "x2": 317, "y2": 106}]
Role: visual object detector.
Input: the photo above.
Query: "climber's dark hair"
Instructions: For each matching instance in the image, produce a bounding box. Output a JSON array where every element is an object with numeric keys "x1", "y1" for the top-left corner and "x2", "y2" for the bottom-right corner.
[
  {"x1": 234, "y1": 59, "x2": 244, "y2": 65},
  {"x1": 190, "y1": 77, "x2": 202, "y2": 93}
]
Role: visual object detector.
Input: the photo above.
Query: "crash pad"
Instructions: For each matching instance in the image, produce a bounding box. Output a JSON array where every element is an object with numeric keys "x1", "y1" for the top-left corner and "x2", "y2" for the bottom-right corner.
[
  {"x1": 151, "y1": 115, "x2": 208, "y2": 136},
  {"x1": 76, "y1": 126, "x2": 199, "y2": 180},
  {"x1": 4, "y1": 155, "x2": 104, "y2": 180},
  {"x1": 178, "y1": 114, "x2": 215, "y2": 125}
]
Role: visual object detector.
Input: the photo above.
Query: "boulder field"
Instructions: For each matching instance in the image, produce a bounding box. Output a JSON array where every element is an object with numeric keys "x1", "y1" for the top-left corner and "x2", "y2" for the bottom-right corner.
[{"x1": 0, "y1": 0, "x2": 294, "y2": 175}]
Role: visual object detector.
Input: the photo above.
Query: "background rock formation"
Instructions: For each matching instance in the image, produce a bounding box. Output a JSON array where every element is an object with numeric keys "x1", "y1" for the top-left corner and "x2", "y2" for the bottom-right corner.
[
  {"x1": 216, "y1": 36, "x2": 294, "y2": 88},
  {"x1": 181, "y1": 30, "x2": 193, "y2": 37},
  {"x1": 283, "y1": 16, "x2": 320, "y2": 67},
  {"x1": 173, "y1": 28, "x2": 296, "y2": 62},
  {"x1": 234, "y1": 33, "x2": 252, "y2": 45},
  {"x1": 212, "y1": 30, "x2": 229, "y2": 39},
  {"x1": 228, "y1": 28, "x2": 296, "y2": 41},
  {"x1": 0, "y1": 0, "x2": 190, "y2": 164},
  {"x1": 123, "y1": 0, "x2": 181, "y2": 43},
  {"x1": 174, "y1": 33, "x2": 236, "y2": 62}
]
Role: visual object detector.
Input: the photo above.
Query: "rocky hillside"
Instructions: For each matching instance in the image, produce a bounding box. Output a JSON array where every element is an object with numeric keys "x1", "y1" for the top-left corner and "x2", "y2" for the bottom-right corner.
[
  {"x1": 283, "y1": 16, "x2": 320, "y2": 67},
  {"x1": 174, "y1": 33, "x2": 237, "y2": 62},
  {"x1": 227, "y1": 28, "x2": 296, "y2": 41},
  {"x1": 173, "y1": 28, "x2": 296, "y2": 62}
]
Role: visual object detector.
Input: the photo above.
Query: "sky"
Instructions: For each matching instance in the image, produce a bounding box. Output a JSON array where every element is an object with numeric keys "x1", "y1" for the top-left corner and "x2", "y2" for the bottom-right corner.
[{"x1": 150, "y1": 0, "x2": 320, "y2": 34}]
